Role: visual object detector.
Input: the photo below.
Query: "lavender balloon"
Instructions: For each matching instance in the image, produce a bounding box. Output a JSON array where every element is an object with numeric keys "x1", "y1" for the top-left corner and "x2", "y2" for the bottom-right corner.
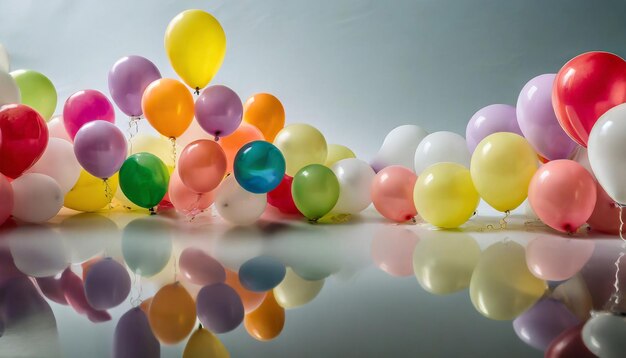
[
  {"x1": 73, "y1": 120, "x2": 127, "y2": 179},
  {"x1": 84, "y1": 258, "x2": 131, "y2": 310},
  {"x1": 196, "y1": 283, "x2": 244, "y2": 333},
  {"x1": 195, "y1": 85, "x2": 243, "y2": 140},
  {"x1": 114, "y1": 307, "x2": 160, "y2": 358},
  {"x1": 466, "y1": 104, "x2": 523, "y2": 153},
  {"x1": 517, "y1": 74, "x2": 577, "y2": 160},
  {"x1": 513, "y1": 298, "x2": 579, "y2": 351},
  {"x1": 108, "y1": 56, "x2": 161, "y2": 117}
]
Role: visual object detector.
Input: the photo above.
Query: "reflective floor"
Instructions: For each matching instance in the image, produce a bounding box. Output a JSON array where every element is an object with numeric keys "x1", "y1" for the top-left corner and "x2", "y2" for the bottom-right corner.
[{"x1": 0, "y1": 203, "x2": 620, "y2": 357}]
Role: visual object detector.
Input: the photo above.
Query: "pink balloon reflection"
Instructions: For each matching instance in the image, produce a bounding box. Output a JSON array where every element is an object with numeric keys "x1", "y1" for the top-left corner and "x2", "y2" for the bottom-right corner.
[
  {"x1": 371, "y1": 227, "x2": 419, "y2": 277},
  {"x1": 526, "y1": 236, "x2": 594, "y2": 281}
]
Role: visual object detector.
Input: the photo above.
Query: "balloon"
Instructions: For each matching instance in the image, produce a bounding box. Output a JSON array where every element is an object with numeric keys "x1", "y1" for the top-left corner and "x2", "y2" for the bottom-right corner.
[
  {"x1": 588, "y1": 181, "x2": 623, "y2": 235},
  {"x1": 47, "y1": 115, "x2": 72, "y2": 143},
  {"x1": 25, "y1": 137, "x2": 80, "y2": 193},
  {"x1": 168, "y1": 170, "x2": 215, "y2": 216},
  {"x1": 413, "y1": 131, "x2": 471, "y2": 175},
  {"x1": 35, "y1": 276, "x2": 68, "y2": 305},
  {"x1": 108, "y1": 55, "x2": 161, "y2": 117},
  {"x1": 196, "y1": 283, "x2": 244, "y2": 333},
  {"x1": 588, "y1": 103, "x2": 626, "y2": 205},
  {"x1": 148, "y1": 282, "x2": 196, "y2": 345},
  {"x1": 114, "y1": 307, "x2": 160, "y2": 358},
  {"x1": 552, "y1": 275, "x2": 593, "y2": 322},
  {"x1": 582, "y1": 312, "x2": 626, "y2": 358},
  {"x1": 273, "y1": 268, "x2": 324, "y2": 309},
  {"x1": 195, "y1": 85, "x2": 243, "y2": 139},
  {"x1": 0, "y1": 70, "x2": 20, "y2": 106},
  {"x1": 129, "y1": 134, "x2": 175, "y2": 168},
  {"x1": 234, "y1": 140, "x2": 285, "y2": 194},
  {"x1": 83, "y1": 258, "x2": 130, "y2": 310},
  {"x1": 11, "y1": 173, "x2": 62, "y2": 223},
  {"x1": 142, "y1": 78, "x2": 194, "y2": 138},
  {"x1": 469, "y1": 242, "x2": 547, "y2": 320},
  {"x1": 179, "y1": 247, "x2": 226, "y2": 286},
  {"x1": 59, "y1": 213, "x2": 119, "y2": 264},
  {"x1": 546, "y1": 323, "x2": 595, "y2": 358},
  {"x1": 371, "y1": 227, "x2": 420, "y2": 277},
  {"x1": 0, "y1": 43, "x2": 8, "y2": 72},
  {"x1": 165, "y1": 9, "x2": 226, "y2": 90},
  {"x1": 60, "y1": 268, "x2": 111, "y2": 322},
  {"x1": 371, "y1": 125, "x2": 428, "y2": 172},
  {"x1": 63, "y1": 89, "x2": 115, "y2": 139},
  {"x1": 412, "y1": 231, "x2": 480, "y2": 294},
  {"x1": 238, "y1": 256, "x2": 287, "y2": 292},
  {"x1": 242, "y1": 93, "x2": 285, "y2": 142},
  {"x1": 225, "y1": 269, "x2": 266, "y2": 313},
  {"x1": 512, "y1": 298, "x2": 580, "y2": 351},
  {"x1": 73, "y1": 121, "x2": 128, "y2": 179},
  {"x1": 0, "y1": 104, "x2": 48, "y2": 178},
  {"x1": 119, "y1": 153, "x2": 170, "y2": 209},
  {"x1": 0, "y1": 174, "x2": 13, "y2": 226},
  {"x1": 528, "y1": 160, "x2": 596, "y2": 233},
  {"x1": 413, "y1": 162, "x2": 479, "y2": 229},
  {"x1": 220, "y1": 122, "x2": 264, "y2": 173},
  {"x1": 331, "y1": 158, "x2": 375, "y2": 215},
  {"x1": 324, "y1": 144, "x2": 356, "y2": 167},
  {"x1": 8, "y1": 225, "x2": 69, "y2": 278},
  {"x1": 244, "y1": 292, "x2": 285, "y2": 341},
  {"x1": 370, "y1": 165, "x2": 417, "y2": 222},
  {"x1": 526, "y1": 236, "x2": 594, "y2": 282},
  {"x1": 178, "y1": 140, "x2": 226, "y2": 193},
  {"x1": 122, "y1": 217, "x2": 172, "y2": 277},
  {"x1": 177, "y1": 119, "x2": 215, "y2": 154},
  {"x1": 553, "y1": 51, "x2": 626, "y2": 146},
  {"x1": 470, "y1": 132, "x2": 537, "y2": 212},
  {"x1": 516, "y1": 74, "x2": 576, "y2": 160},
  {"x1": 267, "y1": 175, "x2": 300, "y2": 215},
  {"x1": 64, "y1": 171, "x2": 118, "y2": 212},
  {"x1": 274, "y1": 124, "x2": 327, "y2": 176},
  {"x1": 215, "y1": 175, "x2": 267, "y2": 225},
  {"x1": 292, "y1": 164, "x2": 340, "y2": 221},
  {"x1": 466, "y1": 104, "x2": 522, "y2": 153},
  {"x1": 10, "y1": 69, "x2": 57, "y2": 121},
  {"x1": 183, "y1": 328, "x2": 229, "y2": 358}
]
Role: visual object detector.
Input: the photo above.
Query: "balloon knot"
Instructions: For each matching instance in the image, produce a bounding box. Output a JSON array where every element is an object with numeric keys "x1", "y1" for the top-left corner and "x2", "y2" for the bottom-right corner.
[
  {"x1": 149, "y1": 207, "x2": 156, "y2": 215},
  {"x1": 194, "y1": 87, "x2": 200, "y2": 95},
  {"x1": 214, "y1": 131, "x2": 221, "y2": 141}
]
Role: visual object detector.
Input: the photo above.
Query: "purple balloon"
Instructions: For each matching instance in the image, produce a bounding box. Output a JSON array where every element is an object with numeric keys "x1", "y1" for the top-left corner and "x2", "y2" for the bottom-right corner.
[
  {"x1": 73, "y1": 120, "x2": 128, "y2": 179},
  {"x1": 84, "y1": 258, "x2": 131, "y2": 310},
  {"x1": 517, "y1": 74, "x2": 576, "y2": 160},
  {"x1": 36, "y1": 276, "x2": 68, "y2": 305},
  {"x1": 466, "y1": 104, "x2": 523, "y2": 153},
  {"x1": 196, "y1": 283, "x2": 244, "y2": 333},
  {"x1": 114, "y1": 307, "x2": 160, "y2": 358},
  {"x1": 179, "y1": 247, "x2": 226, "y2": 286},
  {"x1": 108, "y1": 56, "x2": 161, "y2": 117},
  {"x1": 513, "y1": 298, "x2": 579, "y2": 351},
  {"x1": 194, "y1": 85, "x2": 243, "y2": 140}
]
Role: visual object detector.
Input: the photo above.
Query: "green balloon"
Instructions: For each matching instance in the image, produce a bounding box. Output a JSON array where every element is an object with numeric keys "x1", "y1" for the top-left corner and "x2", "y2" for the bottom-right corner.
[
  {"x1": 122, "y1": 217, "x2": 173, "y2": 277},
  {"x1": 11, "y1": 69, "x2": 57, "y2": 121},
  {"x1": 119, "y1": 152, "x2": 170, "y2": 209},
  {"x1": 292, "y1": 164, "x2": 340, "y2": 221}
]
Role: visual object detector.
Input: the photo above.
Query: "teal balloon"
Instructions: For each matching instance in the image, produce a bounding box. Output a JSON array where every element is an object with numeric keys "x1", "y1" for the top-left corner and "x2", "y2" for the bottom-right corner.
[
  {"x1": 119, "y1": 152, "x2": 169, "y2": 209},
  {"x1": 234, "y1": 140, "x2": 285, "y2": 193},
  {"x1": 122, "y1": 217, "x2": 172, "y2": 277}
]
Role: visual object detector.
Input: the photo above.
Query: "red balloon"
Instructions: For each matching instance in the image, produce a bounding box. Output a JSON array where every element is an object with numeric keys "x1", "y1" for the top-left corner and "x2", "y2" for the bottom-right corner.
[
  {"x1": 545, "y1": 323, "x2": 595, "y2": 358},
  {"x1": 587, "y1": 180, "x2": 623, "y2": 235},
  {"x1": 267, "y1": 175, "x2": 300, "y2": 215},
  {"x1": 0, "y1": 104, "x2": 49, "y2": 179},
  {"x1": 553, "y1": 51, "x2": 626, "y2": 147}
]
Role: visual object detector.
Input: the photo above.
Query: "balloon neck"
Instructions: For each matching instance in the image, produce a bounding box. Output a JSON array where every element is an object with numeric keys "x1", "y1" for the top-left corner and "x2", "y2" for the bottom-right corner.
[
  {"x1": 214, "y1": 132, "x2": 221, "y2": 142},
  {"x1": 149, "y1": 207, "x2": 156, "y2": 215},
  {"x1": 194, "y1": 87, "x2": 200, "y2": 95},
  {"x1": 308, "y1": 218, "x2": 319, "y2": 224}
]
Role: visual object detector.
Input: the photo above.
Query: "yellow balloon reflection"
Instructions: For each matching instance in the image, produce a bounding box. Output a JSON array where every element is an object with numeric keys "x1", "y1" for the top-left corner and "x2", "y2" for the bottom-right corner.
[
  {"x1": 273, "y1": 268, "x2": 324, "y2": 309},
  {"x1": 469, "y1": 241, "x2": 547, "y2": 320},
  {"x1": 183, "y1": 327, "x2": 229, "y2": 358},
  {"x1": 64, "y1": 170, "x2": 118, "y2": 212},
  {"x1": 552, "y1": 274, "x2": 593, "y2": 321}
]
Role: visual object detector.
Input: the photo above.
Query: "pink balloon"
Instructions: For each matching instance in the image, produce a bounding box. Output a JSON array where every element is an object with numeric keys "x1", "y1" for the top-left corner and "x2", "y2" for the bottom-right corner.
[
  {"x1": 178, "y1": 140, "x2": 226, "y2": 193},
  {"x1": 526, "y1": 235, "x2": 595, "y2": 281},
  {"x1": 168, "y1": 170, "x2": 215, "y2": 216},
  {"x1": 0, "y1": 174, "x2": 13, "y2": 226},
  {"x1": 47, "y1": 115, "x2": 72, "y2": 143},
  {"x1": 587, "y1": 181, "x2": 623, "y2": 235},
  {"x1": 371, "y1": 165, "x2": 417, "y2": 222},
  {"x1": 63, "y1": 90, "x2": 115, "y2": 139},
  {"x1": 179, "y1": 247, "x2": 226, "y2": 286},
  {"x1": 370, "y1": 227, "x2": 419, "y2": 277},
  {"x1": 528, "y1": 160, "x2": 596, "y2": 233}
]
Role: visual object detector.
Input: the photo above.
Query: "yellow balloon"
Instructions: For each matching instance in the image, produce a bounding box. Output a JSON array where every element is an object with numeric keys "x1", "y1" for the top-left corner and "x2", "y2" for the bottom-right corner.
[
  {"x1": 130, "y1": 134, "x2": 176, "y2": 167},
  {"x1": 470, "y1": 133, "x2": 538, "y2": 212},
  {"x1": 414, "y1": 162, "x2": 479, "y2": 229},
  {"x1": 412, "y1": 231, "x2": 480, "y2": 295},
  {"x1": 64, "y1": 170, "x2": 118, "y2": 212},
  {"x1": 273, "y1": 123, "x2": 327, "y2": 176},
  {"x1": 183, "y1": 328, "x2": 229, "y2": 358},
  {"x1": 165, "y1": 10, "x2": 226, "y2": 90},
  {"x1": 273, "y1": 268, "x2": 324, "y2": 309},
  {"x1": 324, "y1": 144, "x2": 356, "y2": 167},
  {"x1": 469, "y1": 241, "x2": 546, "y2": 320}
]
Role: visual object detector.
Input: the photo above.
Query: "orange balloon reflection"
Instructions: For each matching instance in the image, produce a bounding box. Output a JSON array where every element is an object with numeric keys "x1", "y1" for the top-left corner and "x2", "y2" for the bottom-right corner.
[
  {"x1": 244, "y1": 291, "x2": 285, "y2": 341},
  {"x1": 225, "y1": 269, "x2": 266, "y2": 313},
  {"x1": 148, "y1": 282, "x2": 196, "y2": 344}
]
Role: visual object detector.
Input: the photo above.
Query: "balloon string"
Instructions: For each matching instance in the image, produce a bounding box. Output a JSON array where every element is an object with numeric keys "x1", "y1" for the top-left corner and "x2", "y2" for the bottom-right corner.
[
  {"x1": 620, "y1": 205, "x2": 625, "y2": 242},
  {"x1": 103, "y1": 179, "x2": 113, "y2": 210},
  {"x1": 127, "y1": 116, "x2": 140, "y2": 153},
  {"x1": 605, "y1": 204, "x2": 626, "y2": 313},
  {"x1": 129, "y1": 272, "x2": 143, "y2": 307},
  {"x1": 169, "y1": 137, "x2": 177, "y2": 169},
  {"x1": 480, "y1": 210, "x2": 510, "y2": 232},
  {"x1": 173, "y1": 252, "x2": 178, "y2": 283}
]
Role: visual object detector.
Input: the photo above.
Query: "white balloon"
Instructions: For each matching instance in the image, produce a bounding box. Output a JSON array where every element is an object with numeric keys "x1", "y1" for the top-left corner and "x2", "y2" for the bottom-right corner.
[
  {"x1": 11, "y1": 173, "x2": 63, "y2": 223},
  {"x1": 0, "y1": 43, "x2": 9, "y2": 72},
  {"x1": 582, "y1": 312, "x2": 626, "y2": 358},
  {"x1": 413, "y1": 131, "x2": 470, "y2": 175},
  {"x1": 0, "y1": 69, "x2": 20, "y2": 106},
  {"x1": 47, "y1": 115, "x2": 72, "y2": 142},
  {"x1": 215, "y1": 175, "x2": 266, "y2": 226},
  {"x1": 588, "y1": 103, "x2": 626, "y2": 204},
  {"x1": 25, "y1": 138, "x2": 80, "y2": 193},
  {"x1": 331, "y1": 158, "x2": 375, "y2": 214},
  {"x1": 371, "y1": 125, "x2": 428, "y2": 172}
]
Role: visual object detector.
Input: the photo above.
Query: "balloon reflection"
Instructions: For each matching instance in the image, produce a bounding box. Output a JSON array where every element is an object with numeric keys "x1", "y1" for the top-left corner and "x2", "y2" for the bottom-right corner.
[
  {"x1": 59, "y1": 213, "x2": 119, "y2": 264},
  {"x1": 114, "y1": 307, "x2": 160, "y2": 358},
  {"x1": 183, "y1": 327, "x2": 229, "y2": 358},
  {"x1": 244, "y1": 291, "x2": 285, "y2": 341},
  {"x1": 122, "y1": 216, "x2": 173, "y2": 277},
  {"x1": 525, "y1": 235, "x2": 594, "y2": 281},
  {"x1": 551, "y1": 274, "x2": 593, "y2": 321},
  {"x1": 273, "y1": 268, "x2": 324, "y2": 309},
  {"x1": 371, "y1": 226, "x2": 419, "y2": 277},
  {"x1": 8, "y1": 225, "x2": 69, "y2": 278}
]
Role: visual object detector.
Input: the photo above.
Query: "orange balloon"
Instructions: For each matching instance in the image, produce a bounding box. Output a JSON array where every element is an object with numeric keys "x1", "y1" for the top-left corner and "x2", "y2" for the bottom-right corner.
[
  {"x1": 224, "y1": 269, "x2": 266, "y2": 313},
  {"x1": 243, "y1": 93, "x2": 285, "y2": 142},
  {"x1": 178, "y1": 140, "x2": 227, "y2": 193},
  {"x1": 142, "y1": 78, "x2": 194, "y2": 138},
  {"x1": 148, "y1": 282, "x2": 197, "y2": 345},
  {"x1": 139, "y1": 296, "x2": 153, "y2": 315},
  {"x1": 244, "y1": 291, "x2": 285, "y2": 341},
  {"x1": 219, "y1": 123, "x2": 264, "y2": 174}
]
